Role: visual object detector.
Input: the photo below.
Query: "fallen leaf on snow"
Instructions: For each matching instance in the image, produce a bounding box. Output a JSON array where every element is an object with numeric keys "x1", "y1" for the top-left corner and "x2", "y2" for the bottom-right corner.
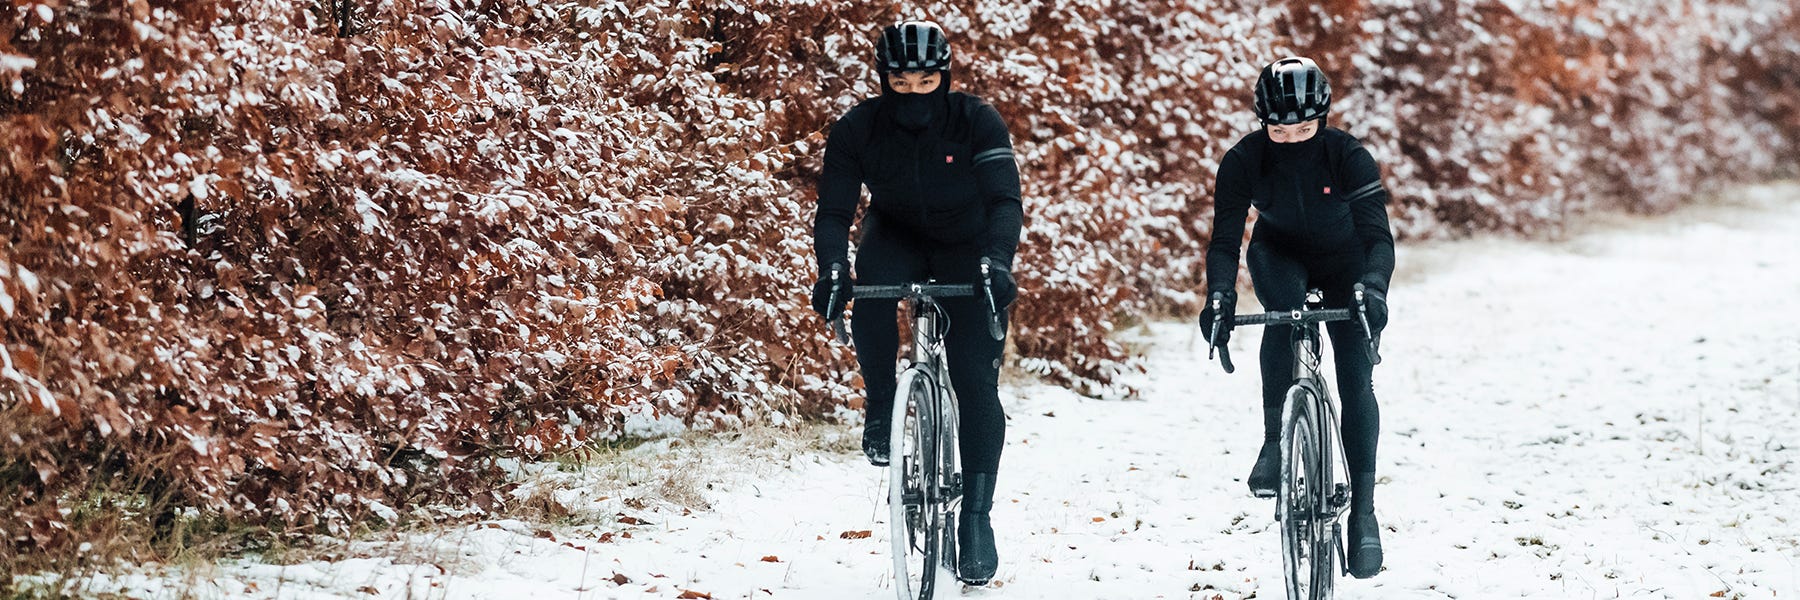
[
  {"x1": 840, "y1": 530, "x2": 872, "y2": 539},
  {"x1": 760, "y1": 555, "x2": 781, "y2": 562},
  {"x1": 608, "y1": 573, "x2": 630, "y2": 585},
  {"x1": 677, "y1": 590, "x2": 713, "y2": 599}
]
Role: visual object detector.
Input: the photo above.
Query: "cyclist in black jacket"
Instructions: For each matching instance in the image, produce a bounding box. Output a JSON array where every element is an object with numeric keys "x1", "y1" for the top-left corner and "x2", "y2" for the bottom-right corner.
[
  {"x1": 809, "y1": 21, "x2": 1023, "y2": 586},
  {"x1": 1198, "y1": 57, "x2": 1395, "y2": 578}
]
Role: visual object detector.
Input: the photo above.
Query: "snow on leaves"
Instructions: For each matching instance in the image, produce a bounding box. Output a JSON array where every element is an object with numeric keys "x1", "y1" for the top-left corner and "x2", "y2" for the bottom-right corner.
[{"x1": 0, "y1": 0, "x2": 1795, "y2": 565}]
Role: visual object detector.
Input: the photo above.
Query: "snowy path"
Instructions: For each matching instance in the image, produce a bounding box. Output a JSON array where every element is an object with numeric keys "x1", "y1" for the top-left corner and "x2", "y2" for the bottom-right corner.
[{"x1": 84, "y1": 186, "x2": 1800, "y2": 599}]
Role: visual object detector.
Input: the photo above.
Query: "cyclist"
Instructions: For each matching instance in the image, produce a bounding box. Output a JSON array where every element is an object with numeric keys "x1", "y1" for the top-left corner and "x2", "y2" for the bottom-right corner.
[
  {"x1": 809, "y1": 20, "x2": 1023, "y2": 585},
  {"x1": 1198, "y1": 56, "x2": 1395, "y2": 578}
]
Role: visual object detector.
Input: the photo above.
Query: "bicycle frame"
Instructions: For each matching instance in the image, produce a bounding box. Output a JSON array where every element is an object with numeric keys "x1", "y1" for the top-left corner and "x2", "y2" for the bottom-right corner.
[
  {"x1": 833, "y1": 282, "x2": 976, "y2": 600},
  {"x1": 1217, "y1": 297, "x2": 1374, "y2": 599}
]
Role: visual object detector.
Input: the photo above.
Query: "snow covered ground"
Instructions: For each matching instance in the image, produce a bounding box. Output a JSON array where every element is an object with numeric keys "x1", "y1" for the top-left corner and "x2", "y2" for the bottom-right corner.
[{"x1": 59, "y1": 184, "x2": 1800, "y2": 599}]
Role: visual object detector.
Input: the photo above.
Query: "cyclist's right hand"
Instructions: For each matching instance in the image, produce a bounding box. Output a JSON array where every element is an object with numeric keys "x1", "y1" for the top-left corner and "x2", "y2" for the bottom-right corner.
[
  {"x1": 811, "y1": 263, "x2": 852, "y2": 318},
  {"x1": 1199, "y1": 289, "x2": 1237, "y2": 346}
]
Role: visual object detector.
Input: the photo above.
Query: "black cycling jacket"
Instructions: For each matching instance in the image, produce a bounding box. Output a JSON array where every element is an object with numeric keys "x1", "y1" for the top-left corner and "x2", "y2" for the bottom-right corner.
[
  {"x1": 813, "y1": 91, "x2": 1024, "y2": 273},
  {"x1": 1205, "y1": 127, "x2": 1396, "y2": 293}
]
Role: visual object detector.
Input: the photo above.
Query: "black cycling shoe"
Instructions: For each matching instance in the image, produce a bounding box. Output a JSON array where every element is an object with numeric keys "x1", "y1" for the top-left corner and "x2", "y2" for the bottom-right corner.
[
  {"x1": 957, "y1": 473, "x2": 998, "y2": 585},
  {"x1": 1247, "y1": 440, "x2": 1279, "y2": 498},
  {"x1": 1346, "y1": 510, "x2": 1383, "y2": 578},
  {"x1": 862, "y1": 416, "x2": 890, "y2": 466}
]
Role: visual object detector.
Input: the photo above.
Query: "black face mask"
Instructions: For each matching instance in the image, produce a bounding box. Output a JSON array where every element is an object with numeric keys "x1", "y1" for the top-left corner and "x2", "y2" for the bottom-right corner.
[
  {"x1": 890, "y1": 91, "x2": 946, "y2": 131},
  {"x1": 1267, "y1": 130, "x2": 1324, "y2": 161}
]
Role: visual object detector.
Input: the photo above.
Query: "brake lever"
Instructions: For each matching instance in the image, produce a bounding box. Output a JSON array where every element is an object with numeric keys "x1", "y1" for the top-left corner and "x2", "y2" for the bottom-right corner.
[
  {"x1": 829, "y1": 264, "x2": 850, "y2": 345},
  {"x1": 1353, "y1": 283, "x2": 1382, "y2": 365},
  {"x1": 1207, "y1": 293, "x2": 1235, "y2": 374},
  {"x1": 979, "y1": 258, "x2": 1005, "y2": 341}
]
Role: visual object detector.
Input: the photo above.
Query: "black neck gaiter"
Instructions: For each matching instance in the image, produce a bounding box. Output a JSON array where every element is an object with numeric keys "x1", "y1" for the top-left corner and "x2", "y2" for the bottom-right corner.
[
  {"x1": 1266, "y1": 132, "x2": 1325, "y2": 163},
  {"x1": 890, "y1": 87, "x2": 949, "y2": 131},
  {"x1": 880, "y1": 69, "x2": 953, "y2": 132}
]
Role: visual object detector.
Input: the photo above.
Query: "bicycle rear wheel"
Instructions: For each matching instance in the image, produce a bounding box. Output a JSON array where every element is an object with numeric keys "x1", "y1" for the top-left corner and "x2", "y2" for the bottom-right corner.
[
  {"x1": 1278, "y1": 384, "x2": 1335, "y2": 600},
  {"x1": 889, "y1": 369, "x2": 941, "y2": 600}
]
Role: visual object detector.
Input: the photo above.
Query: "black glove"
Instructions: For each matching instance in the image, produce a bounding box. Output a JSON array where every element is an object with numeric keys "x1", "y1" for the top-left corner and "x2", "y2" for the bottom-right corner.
[
  {"x1": 1199, "y1": 289, "x2": 1237, "y2": 346},
  {"x1": 1358, "y1": 279, "x2": 1388, "y2": 337},
  {"x1": 984, "y1": 262, "x2": 1017, "y2": 310},
  {"x1": 811, "y1": 263, "x2": 851, "y2": 318}
]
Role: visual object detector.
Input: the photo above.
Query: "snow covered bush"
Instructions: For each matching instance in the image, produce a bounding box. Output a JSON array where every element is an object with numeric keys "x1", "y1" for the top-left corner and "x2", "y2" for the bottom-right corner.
[{"x1": 1, "y1": 0, "x2": 1794, "y2": 564}]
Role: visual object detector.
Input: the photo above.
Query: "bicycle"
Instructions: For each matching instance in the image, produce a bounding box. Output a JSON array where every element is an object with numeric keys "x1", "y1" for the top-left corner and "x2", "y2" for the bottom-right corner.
[
  {"x1": 1206, "y1": 284, "x2": 1382, "y2": 600},
  {"x1": 823, "y1": 260, "x2": 1007, "y2": 600}
]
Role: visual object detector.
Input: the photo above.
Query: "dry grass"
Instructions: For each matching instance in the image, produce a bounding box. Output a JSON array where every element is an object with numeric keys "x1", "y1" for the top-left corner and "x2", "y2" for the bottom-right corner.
[
  {"x1": 513, "y1": 422, "x2": 862, "y2": 524},
  {"x1": 5, "y1": 422, "x2": 866, "y2": 598}
]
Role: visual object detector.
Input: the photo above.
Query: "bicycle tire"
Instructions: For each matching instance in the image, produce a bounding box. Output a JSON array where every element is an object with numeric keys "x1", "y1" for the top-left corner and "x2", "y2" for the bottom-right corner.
[
  {"x1": 1278, "y1": 383, "x2": 1335, "y2": 600},
  {"x1": 889, "y1": 369, "x2": 941, "y2": 600}
]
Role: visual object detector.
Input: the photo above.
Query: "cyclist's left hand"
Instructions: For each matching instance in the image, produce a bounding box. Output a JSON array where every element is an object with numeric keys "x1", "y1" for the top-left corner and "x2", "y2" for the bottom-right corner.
[
  {"x1": 985, "y1": 262, "x2": 1017, "y2": 310},
  {"x1": 1200, "y1": 288, "x2": 1237, "y2": 346},
  {"x1": 1359, "y1": 283, "x2": 1388, "y2": 337}
]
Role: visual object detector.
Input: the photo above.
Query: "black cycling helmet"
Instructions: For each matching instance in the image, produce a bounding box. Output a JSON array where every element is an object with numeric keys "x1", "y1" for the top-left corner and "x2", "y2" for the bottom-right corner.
[
  {"x1": 1254, "y1": 56, "x2": 1331, "y2": 125},
  {"x1": 875, "y1": 21, "x2": 951, "y2": 73}
]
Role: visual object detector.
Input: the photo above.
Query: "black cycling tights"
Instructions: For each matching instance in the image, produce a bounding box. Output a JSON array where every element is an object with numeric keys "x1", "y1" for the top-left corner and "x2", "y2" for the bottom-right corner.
[
  {"x1": 1246, "y1": 240, "x2": 1380, "y2": 475},
  {"x1": 851, "y1": 220, "x2": 1007, "y2": 474}
]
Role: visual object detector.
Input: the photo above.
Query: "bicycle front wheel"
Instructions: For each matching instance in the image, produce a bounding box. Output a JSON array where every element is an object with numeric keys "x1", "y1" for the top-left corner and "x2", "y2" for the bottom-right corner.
[
  {"x1": 889, "y1": 369, "x2": 942, "y2": 600},
  {"x1": 1278, "y1": 384, "x2": 1335, "y2": 600}
]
